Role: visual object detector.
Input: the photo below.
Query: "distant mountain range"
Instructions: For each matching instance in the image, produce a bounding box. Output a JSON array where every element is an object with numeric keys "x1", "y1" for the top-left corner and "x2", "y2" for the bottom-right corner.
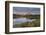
[{"x1": 13, "y1": 12, "x2": 40, "y2": 15}]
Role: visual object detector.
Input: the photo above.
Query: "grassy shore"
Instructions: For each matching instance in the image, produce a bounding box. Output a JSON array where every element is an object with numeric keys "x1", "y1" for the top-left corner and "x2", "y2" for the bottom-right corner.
[
  {"x1": 13, "y1": 19, "x2": 40, "y2": 28},
  {"x1": 13, "y1": 14, "x2": 40, "y2": 28}
]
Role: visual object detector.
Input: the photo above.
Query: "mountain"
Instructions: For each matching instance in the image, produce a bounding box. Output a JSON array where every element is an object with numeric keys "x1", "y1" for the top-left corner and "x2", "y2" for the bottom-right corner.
[{"x1": 13, "y1": 12, "x2": 40, "y2": 15}]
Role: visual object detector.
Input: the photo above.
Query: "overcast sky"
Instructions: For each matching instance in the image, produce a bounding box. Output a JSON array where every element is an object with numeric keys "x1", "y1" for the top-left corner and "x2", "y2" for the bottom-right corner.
[{"x1": 13, "y1": 7, "x2": 40, "y2": 13}]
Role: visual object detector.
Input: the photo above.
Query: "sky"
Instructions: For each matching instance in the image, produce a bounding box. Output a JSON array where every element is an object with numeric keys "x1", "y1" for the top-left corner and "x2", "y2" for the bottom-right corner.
[{"x1": 13, "y1": 7, "x2": 40, "y2": 14}]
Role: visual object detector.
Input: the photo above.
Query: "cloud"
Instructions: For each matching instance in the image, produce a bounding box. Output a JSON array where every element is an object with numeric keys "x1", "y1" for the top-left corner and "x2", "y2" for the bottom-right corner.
[{"x1": 13, "y1": 7, "x2": 40, "y2": 13}]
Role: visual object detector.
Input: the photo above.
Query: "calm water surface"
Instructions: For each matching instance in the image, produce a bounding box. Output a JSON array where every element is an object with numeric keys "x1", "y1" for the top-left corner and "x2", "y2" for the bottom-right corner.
[{"x1": 13, "y1": 18, "x2": 36, "y2": 25}]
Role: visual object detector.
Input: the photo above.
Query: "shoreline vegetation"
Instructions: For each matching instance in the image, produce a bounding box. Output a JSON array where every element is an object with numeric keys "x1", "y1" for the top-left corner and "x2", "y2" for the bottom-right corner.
[
  {"x1": 13, "y1": 14, "x2": 40, "y2": 28},
  {"x1": 13, "y1": 14, "x2": 40, "y2": 19}
]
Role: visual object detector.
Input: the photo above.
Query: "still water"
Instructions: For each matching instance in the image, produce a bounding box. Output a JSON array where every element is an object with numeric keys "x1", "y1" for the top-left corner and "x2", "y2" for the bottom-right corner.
[{"x1": 13, "y1": 18, "x2": 35, "y2": 25}]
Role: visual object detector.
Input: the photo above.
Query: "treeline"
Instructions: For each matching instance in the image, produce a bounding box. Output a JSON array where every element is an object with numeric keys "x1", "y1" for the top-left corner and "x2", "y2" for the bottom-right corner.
[{"x1": 13, "y1": 14, "x2": 40, "y2": 19}]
